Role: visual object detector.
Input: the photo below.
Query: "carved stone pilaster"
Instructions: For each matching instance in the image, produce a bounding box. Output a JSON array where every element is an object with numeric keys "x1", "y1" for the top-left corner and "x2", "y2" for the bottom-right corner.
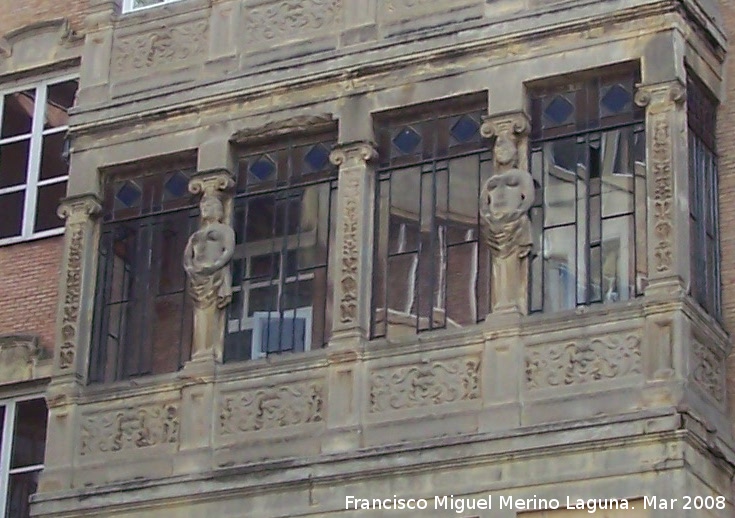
[
  {"x1": 329, "y1": 142, "x2": 377, "y2": 343},
  {"x1": 184, "y1": 169, "x2": 236, "y2": 363},
  {"x1": 55, "y1": 194, "x2": 102, "y2": 379},
  {"x1": 634, "y1": 80, "x2": 688, "y2": 294},
  {"x1": 479, "y1": 113, "x2": 533, "y2": 315}
]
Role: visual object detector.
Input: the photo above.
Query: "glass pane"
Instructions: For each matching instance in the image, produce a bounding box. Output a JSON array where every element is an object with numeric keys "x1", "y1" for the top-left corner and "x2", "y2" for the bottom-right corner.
[
  {"x1": 446, "y1": 242, "x2": 477, "y2": 326},
  {"x1": 34, "y1": 181, "x2": 67, "y2": 232},
  {"x1": 44, "y1": 80, "x2": 77, "y2": 129},
  {"x1": 39, "y1": 132, "x2": 69, "y2": 181},
  {"x1": 6, "y1": 470, "x2": 40, "y2": 518},
  {"x1": 1, "y1": 90, "x2": 34, "y2": 139},
  {"x1": 0, "y1": 190, "x2": 24, "y2": 239},
  {"x1": 543, "y1": 139, "x2": 577, "y2": 227},
  {"x1": 602, "y1": 215, "x2": 635, "y2": 303},
  {"x1": 11, "y1": 399, "x2": 47, "y2": 469},
  {"x1": 544, "y1": 225, "x2": 576, "y2": 312},
  {"x1": 601, "y1": 129, "x2": 634, "y2": 217},
  {"x1": 0, "y1": 138, "x2": 30, "y2": 189}
]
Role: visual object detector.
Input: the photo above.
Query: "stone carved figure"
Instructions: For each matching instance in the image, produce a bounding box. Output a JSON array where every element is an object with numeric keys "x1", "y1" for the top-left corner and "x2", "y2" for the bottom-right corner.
[
  {"x1": 479, "y1": 134, "x2": 535, "y2": 258},
  {"x1": 183, "y1": 194, "x2": 235, "y2": 310},
  {"x1": 479, "y1": 126, "x2": 535, "y2": 314}
]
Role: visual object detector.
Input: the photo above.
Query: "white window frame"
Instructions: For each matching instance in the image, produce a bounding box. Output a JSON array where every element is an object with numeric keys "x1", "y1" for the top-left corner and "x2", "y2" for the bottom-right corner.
[
  {"x1": 0, "y1": 75, "x2": 77, "y2": 246},
  {"x1": 122, "y1": 0, "x2": 183, "y2": 13},
  {"x1": 0, "y1": 395, "x2": 46, "y2": 518}
]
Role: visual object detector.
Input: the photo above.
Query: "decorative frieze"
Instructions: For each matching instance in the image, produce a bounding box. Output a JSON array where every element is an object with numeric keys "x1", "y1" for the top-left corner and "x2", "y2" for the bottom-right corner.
[
  {"x1": 330, "y1": 142, "x2": 377, "y2": 328},
  {"x1": 692, "y1": 339, "x2": 725, "y2": 404},
  {"x1": 525, "y1": 333, "x2": 642, "y2": 390},
  {"x1": 242, "y1": 0, "x2": 341, "y2": 46},
  {"x1": 112, "y1": 20, "x2": 208, "y2": 76},
  {"x1": 219, "y1": 381, "x2": 325, "y2": 434},
  {"x1": 369, "y1": 357, "x2": 480, "y2": 412},
  {"x1": 57, "y1": 195, "x2": 101, "y2": 371},
  {"x1": 79, "y1": 403, "x2": 180, "y2": 456}
]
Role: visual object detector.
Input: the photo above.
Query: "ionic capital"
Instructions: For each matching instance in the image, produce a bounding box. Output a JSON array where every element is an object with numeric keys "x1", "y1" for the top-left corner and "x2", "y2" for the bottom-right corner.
[
  {"x1": 634, "y1": 80, "x2": 686, "y2": 110},
  {"x1": 188, "y1": 169, "x2": 235, "y2": 198},
  {"x1": 480, "y1": 112, "x2": 529, "y2": 140},
  {"x1": 57, "y1": 194, "x2": 102, "y2": 225},
  {"x1": 329, "y1": 141, "x2": 378, "y2": 168}
]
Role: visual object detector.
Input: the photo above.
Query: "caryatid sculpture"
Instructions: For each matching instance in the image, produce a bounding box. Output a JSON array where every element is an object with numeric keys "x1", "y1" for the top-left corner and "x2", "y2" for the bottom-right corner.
[
  {"x1": 480, "y1": 121, "x2": 535, "y2": 314},
  {"x1": 183, "y1": 172, "x2": 236, "y2": 361}
]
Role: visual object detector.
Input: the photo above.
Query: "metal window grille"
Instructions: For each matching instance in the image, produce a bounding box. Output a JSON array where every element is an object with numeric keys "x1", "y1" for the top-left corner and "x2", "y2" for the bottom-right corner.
[
  {"x1": 529, "y1": 69, "x2": 646, "y2": 312},
  {"x1": 371, "y1": 96, "x2": 491, "y2": 340},
  {"x1": 225, "y1": 133, "x2": 338, "y2": 362},
  {"x1": 687, "y1": 73, "x2": 721, "y2": 318},
  {"x1": 90, "y1": 166, "x2": 196, "y2": 383}
]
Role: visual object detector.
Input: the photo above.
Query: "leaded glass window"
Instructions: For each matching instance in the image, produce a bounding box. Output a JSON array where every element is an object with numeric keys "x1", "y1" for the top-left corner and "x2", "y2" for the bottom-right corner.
[
  {"x1": 371, "y1": 96, "x2": 492, "y2": 339},
  {"x1": 688, "y1": 73, "x2": 721, "y2": 317},
  {"x1": 529, "y1": 68, "x2": 647, "y2": 312},
  {"x1": 90, "y1": 162, "x2": 196, "y2": 383},
  {"x1": 225, "y1": 132, "x2": 338, "y2": 361}
]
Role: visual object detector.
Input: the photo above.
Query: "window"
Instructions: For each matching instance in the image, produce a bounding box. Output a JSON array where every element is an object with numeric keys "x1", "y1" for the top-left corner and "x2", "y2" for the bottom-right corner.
[
  {"x1": 528, "y1": 68, "x2": 647, "y2": 312},
  {"x1": 90, "y1": 164, "x2": 196, "y2": 383},
  {"x1": 0, "y1": 78, "x2": 77, "y2": 243},
  {"x1": 122, "y1": 0, "x2": 182, "y2": 12},
  {"x1": 225, "y1": 132, "x2": 338, "y2": 362},
  {"x1": 371, "y1": 96, "x2": 492, "y2": 339},
  {"x1": 687, "y1": 74, "x2": 720, "y2": 317},
  {"x1": 0, "y1": 397, "x2": 47, "y2": 518}
]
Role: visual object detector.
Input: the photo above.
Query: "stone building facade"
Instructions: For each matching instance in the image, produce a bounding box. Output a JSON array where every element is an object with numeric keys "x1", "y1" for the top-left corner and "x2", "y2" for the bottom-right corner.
[{"x1": 0, "y1": 0, "x2": 734, "y2": 517}]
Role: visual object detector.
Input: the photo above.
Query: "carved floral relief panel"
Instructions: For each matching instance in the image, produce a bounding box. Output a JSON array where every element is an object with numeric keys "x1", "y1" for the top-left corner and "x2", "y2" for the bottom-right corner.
[
  {"x1": 79, "y1": 402, "x2": 180, "y2": 457},
  {"x1": 525, "y1": 332, "x2": 642, "y2": 390},
  {"x1": 691, "y1": 338, "x2": 725, "y2": 405},
  {"x1": 111, "y1": 19, "x2": 209, "y2": 77},
  {"x1": 218, "y1": 379, "x2": 325, "y2": 435},
  {"x1": 369, "y1": 356, "x2": 481, "y2": 413},
  {"x1": 241, "y1": 0, "x2": 342, "y2": 47}
]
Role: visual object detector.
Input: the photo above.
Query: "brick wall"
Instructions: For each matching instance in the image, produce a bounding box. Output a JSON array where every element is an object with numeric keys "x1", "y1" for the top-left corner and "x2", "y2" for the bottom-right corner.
[
  {"x1": 717, "y1": 0, "x2": 735, "y2": 426},
  {"x1": 0, "y1": 237, "x2": 63, "y2": 355},
  {"x1": 0, "y1": 0, "x2": 89, "y2": 38}
]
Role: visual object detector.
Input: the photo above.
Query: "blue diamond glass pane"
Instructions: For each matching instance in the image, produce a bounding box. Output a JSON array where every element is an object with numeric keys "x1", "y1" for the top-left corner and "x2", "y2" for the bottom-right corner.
[
  {"x1": 600, "y1": 84, "x2": 631, "y2": 114},
  {"x1": 450, "y1": 116, "x2": 479, "y2": 142},
  {"x1": 544, "y1": 95, "x2": 574, "y2": 125},
  {"x1": 115, "y1": 181, "x2": 141, "y2": 207},
  {"x1": 304, "y1": 144, "x2": 330, "y2": 171},
  {"x1": 164, "y1": 171, "x2": 189, "y2": 198},
  {"x1": 249, "y1": 156, "x2": 276, "y2": 181},
  {"x1": 393, "y1": 127, "x2": 422, "y2": 154}
]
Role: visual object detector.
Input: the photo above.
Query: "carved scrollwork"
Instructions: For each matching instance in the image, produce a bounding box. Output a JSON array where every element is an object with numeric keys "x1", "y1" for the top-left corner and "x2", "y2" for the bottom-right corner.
[
  {"x1": 369, "y1": 357, "x2": 480, "y2": 412},
  {"x1": 242, "y1": 0, "x2": 342, "y2": 45},
  {"x1": 79, "y1": 403, "x2": 180, "y2": 456},
  {"x1": 330, "y1": 143, "x2": 377, "y2": 325},
  {"x1": 112, "y1": 20, "x2": 208, "y2": 76},
  {"x1": 57, "y1": 195, "x2": 101, "y2": 370},
  {"x1": 650, "y1": 115, "x2": 673, "y2": 273},
  {"x1": 525, "y1": 333, "x2": 642, "y2": 389},
  {"x1": 692, "y1": 339, "x2": 725, "y2": 404},
  {"x1": 219, "y1": 381, "x2": 324, "y2": 434}
]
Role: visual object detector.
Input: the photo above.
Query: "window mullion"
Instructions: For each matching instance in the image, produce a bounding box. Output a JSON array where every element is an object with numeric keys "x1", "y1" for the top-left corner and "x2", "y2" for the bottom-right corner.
[
  {"x1": 0, "y1": 402, "x2": 17, "y2": 518},
  {"x1": 22, "y1": 85, "x2": 47, "y2": 238}
]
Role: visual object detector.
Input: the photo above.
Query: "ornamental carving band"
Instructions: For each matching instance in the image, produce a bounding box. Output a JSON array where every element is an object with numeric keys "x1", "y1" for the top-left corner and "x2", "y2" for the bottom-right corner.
[
  {"x1": 242, "y1": 0, "x2": 341, "y2": 45},
  {"x1": 651, "y1": 116, "x2": 673, "y2": 273},
  {"x1": 112, "y1": 20, "x2": 208, "y2": 75},
  {"x1": 219, "y1": 381, "x2": 324, "y2": 434},
  {"x1": 692, "y1": 340, "x2": 725, "y2": 404},
  {"x1": 369, "y1": 357, "x2": 480, "y2": 412},
  {"x1": 525, "y1": 333, "x2": 642, "y2": 389},
  {"x1": 60, "y1": 226, "x2": 83, "y2": 370},
  {"x1": 79, "y1": 404, "x2": 180, "y2": 455}
]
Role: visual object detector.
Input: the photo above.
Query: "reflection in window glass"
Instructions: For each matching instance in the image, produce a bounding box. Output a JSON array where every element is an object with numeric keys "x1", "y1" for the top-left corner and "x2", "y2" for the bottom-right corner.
[
  {"x1": 530, "y1": 69, "x2": 646, "y2": 312},
  {"x1": 372, "y1": 97, "x2": 491, "y2": 339},
  {"x1": 226, "y1": 134, "x2": 338, "y2": 362},
  {"x1": 0, "y1": 78, "x2": 78, "y2": 241}
]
